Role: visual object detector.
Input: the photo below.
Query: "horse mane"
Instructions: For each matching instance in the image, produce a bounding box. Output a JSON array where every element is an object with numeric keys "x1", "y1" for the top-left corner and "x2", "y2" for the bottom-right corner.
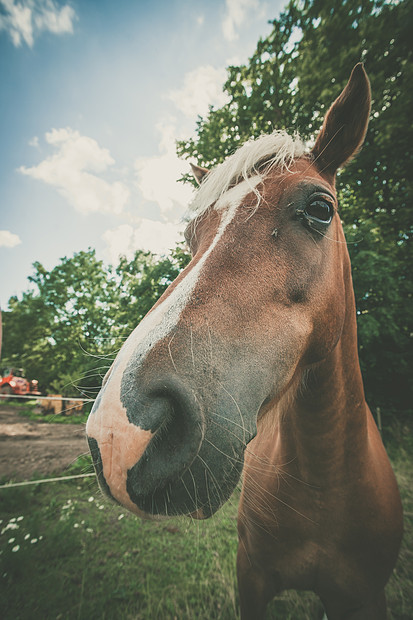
[{"x1": 188, "y1": 130, "x2": 306, "y2": 217}]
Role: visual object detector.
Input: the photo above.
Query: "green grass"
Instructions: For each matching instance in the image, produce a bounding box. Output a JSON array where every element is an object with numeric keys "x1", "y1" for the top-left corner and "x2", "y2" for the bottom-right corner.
[
  {"x1": 4, "y1": 399, "x2": 89, "y2": 424},
  {"x1": 0, "y1": 472, "x2": 239, "y2": 619},
  {"x1": 0, "y1": 422, "x2": 412, "y2": 619}
]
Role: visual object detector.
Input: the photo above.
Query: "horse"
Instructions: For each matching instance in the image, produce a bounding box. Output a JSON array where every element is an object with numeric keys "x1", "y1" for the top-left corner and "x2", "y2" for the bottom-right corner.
[{"x1": 86, "y1": 64, "x2": 403, "y2": 619}]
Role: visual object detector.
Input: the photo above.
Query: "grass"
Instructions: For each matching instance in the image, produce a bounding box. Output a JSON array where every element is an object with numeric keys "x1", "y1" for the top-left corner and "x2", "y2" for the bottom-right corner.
[
  {"x1": 0, "y1": 472, "x2": 240, "y2": 619},
  {"x1": 0, "y1": 410, "x2": 412, "y2": 619},
  {"x1": 2, "y1": 399, "x2": 90, "y2": 424}
]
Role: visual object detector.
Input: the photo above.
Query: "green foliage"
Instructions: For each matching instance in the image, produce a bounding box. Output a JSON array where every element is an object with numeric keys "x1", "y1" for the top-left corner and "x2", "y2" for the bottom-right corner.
[
  {"x1": 7, "y1": 400, "x2": 89, "y2": 425},
  {"x1": 177, "y1": 0, "x2": 412, "y2": 414},
  {"x1": 1, "y1": 246, "x2": 190, "y2": 397},
  {"x1": 115, "y1": 245, "x2": 190, "y2": 333},
  {"x1": 2, "y1": 249, "x2": 116, "y2": 396}
]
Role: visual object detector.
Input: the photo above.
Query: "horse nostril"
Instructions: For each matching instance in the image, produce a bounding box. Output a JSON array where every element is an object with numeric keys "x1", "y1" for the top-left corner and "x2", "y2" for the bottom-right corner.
[
  {"x1": 124, "y1": 377, "x2": 205, "y2": 511},
  {"x1": 141, "y1": 393, "x2": 175, "y2": 435}
]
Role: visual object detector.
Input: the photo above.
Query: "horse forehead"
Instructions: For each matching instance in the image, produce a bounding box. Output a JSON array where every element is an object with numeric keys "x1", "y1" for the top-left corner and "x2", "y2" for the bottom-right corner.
[
  {"x1": 257, "y1": 157, "x2": 302, "y2": 186},
  {"x1": 271, "y1": 158, "x2": 335, "y2": 193}
]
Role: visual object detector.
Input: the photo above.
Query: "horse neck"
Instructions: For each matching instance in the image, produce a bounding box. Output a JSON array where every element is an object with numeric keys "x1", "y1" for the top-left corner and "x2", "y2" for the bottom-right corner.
[{"x1": 276, "y1": 260, "x2": 370, "y2": 484}]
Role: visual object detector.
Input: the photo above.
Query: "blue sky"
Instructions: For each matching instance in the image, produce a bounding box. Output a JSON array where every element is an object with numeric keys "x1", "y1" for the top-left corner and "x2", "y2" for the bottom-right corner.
[{"x1": 0, "y1": 0, "x2": 284, "y2": 306}]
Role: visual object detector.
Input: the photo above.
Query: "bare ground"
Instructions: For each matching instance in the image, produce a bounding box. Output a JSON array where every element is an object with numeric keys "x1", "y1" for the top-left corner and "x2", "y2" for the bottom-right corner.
[{"x1": 0, "y1": 404, "x2": 89, "y2": 482}]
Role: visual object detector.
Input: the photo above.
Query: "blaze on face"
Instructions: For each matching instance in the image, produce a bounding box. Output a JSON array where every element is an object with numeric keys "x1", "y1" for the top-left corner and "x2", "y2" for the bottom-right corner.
[
  {"x1": 86, "y1": 154, "x2": 348, "y2": 520},
  {"x1": 87, "y1": 63, "x2": 371, "y2": 520}
]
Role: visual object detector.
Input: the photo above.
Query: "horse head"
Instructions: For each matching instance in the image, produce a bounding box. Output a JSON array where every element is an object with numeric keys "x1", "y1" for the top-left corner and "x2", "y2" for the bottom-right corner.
[{"x1": 86, "y1": 64, "x2": 371, "y2": 520}]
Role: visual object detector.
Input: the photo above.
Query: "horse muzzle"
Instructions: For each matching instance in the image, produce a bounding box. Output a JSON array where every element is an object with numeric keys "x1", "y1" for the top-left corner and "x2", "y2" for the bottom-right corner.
[{"x1": 86, "y1": 367, "x2": 252, "y2": 518}]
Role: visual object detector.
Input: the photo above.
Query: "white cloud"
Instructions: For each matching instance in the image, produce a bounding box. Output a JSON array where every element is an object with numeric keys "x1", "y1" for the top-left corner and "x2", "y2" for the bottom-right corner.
[
  {"x1": 167, "y1": 65, "x2": 229, "y2": 119},
  {"x1": 222, "y1": 0, "x2": 260, "y2": 42},
  {"x1": 102, "y1": 224, "x2": 134, "y2": 264},
  {"x1": 19, "y1": 128, "x2": 130, "y2": 215},
  {"x1": 0, "y1": 230, "x2": 21, "y2": 248},
  {"x1": 134, "y1": 120, "x2": 194, "y2": 219},
  {"x1": 0, "y1": 0, "x2": 76, "y2": 47},
  {"x1": 103, "y1": 220, "x2": 183, "y2": 264},
  {"x1": 226, "y1": 55, "x2": 242, "y2": 67},
  {"x1": 28, "y1": 135, "x2": 39, "y2": 148}
]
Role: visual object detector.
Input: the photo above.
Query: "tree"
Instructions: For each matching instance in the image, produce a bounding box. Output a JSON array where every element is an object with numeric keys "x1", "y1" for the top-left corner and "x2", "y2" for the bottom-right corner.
[
  {"x1": 1, "y1": 246, "x2": 191, "y2": 397},
  {"x1": 177, "y1": 0, "x2": 412, "y2": 412},
  {"x1": 115, "y1": 245, "x2": 190, "y2": 334},
  {"x1": 2, "y1": 250, "x2": 119, "y2": 396}
]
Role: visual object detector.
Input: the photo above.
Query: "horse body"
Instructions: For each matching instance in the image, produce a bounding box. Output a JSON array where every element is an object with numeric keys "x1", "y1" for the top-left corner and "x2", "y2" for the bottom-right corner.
[
  {"x1": 87, "y1": 65, "x2": 402, "y2": 618},
  {"x1": 238, "y1": 296, "x2": 402, "y2": 618}
]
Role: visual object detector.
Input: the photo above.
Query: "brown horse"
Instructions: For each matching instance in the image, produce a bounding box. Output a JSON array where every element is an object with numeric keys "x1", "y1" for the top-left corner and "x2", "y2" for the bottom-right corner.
[{"x1": 87, "y1": 64, "x2": 402, "y2": 618}]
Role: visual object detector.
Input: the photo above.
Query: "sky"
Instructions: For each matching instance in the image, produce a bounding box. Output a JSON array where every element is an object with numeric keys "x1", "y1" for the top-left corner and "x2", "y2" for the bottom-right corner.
[{"x1": 0, "y1": 0, "x2": 284, "y2": 306}]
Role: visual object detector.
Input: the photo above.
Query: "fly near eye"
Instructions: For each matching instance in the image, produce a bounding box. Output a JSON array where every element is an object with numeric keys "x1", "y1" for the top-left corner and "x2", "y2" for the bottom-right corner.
[{"x1": 304, "y1": 198, "x2": 333, "y2": 223}]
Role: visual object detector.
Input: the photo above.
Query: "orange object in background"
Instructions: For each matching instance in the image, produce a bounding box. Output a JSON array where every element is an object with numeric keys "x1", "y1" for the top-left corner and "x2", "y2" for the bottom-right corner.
[{"x1": 0, "y1": 367, "x2": 41, "y2": 396}]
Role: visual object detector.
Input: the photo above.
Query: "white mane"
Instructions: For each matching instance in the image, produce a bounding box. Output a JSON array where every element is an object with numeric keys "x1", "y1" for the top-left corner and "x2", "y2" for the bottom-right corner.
[{"x1": 189, "y1": 130, "x2": 306, "y2": 217}]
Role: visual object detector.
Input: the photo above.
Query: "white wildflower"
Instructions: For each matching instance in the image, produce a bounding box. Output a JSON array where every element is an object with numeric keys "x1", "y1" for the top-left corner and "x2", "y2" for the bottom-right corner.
[{"x1": 1, "y1": 523, "x2": 19, "y2": 534}]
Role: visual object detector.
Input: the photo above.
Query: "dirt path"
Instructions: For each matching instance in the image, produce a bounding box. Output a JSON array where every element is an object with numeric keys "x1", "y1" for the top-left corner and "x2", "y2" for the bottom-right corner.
[{"x1": 0, "y1": 404, "x2": 89, "y2": 482}]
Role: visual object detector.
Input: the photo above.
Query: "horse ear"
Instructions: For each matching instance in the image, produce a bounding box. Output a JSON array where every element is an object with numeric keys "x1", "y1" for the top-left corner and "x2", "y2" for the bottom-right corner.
[
  {"x1": 190, "y1": 163, "x2": 209, "y2": 185},
  {"x1": 311, "y1": 63, "x2": 371, "y2": 180}
]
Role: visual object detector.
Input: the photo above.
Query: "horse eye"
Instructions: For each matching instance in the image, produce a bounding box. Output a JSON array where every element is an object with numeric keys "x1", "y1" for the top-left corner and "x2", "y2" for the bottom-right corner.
[{"x1": 304, "y1": 197, "x2": 333, "y2": 224}]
